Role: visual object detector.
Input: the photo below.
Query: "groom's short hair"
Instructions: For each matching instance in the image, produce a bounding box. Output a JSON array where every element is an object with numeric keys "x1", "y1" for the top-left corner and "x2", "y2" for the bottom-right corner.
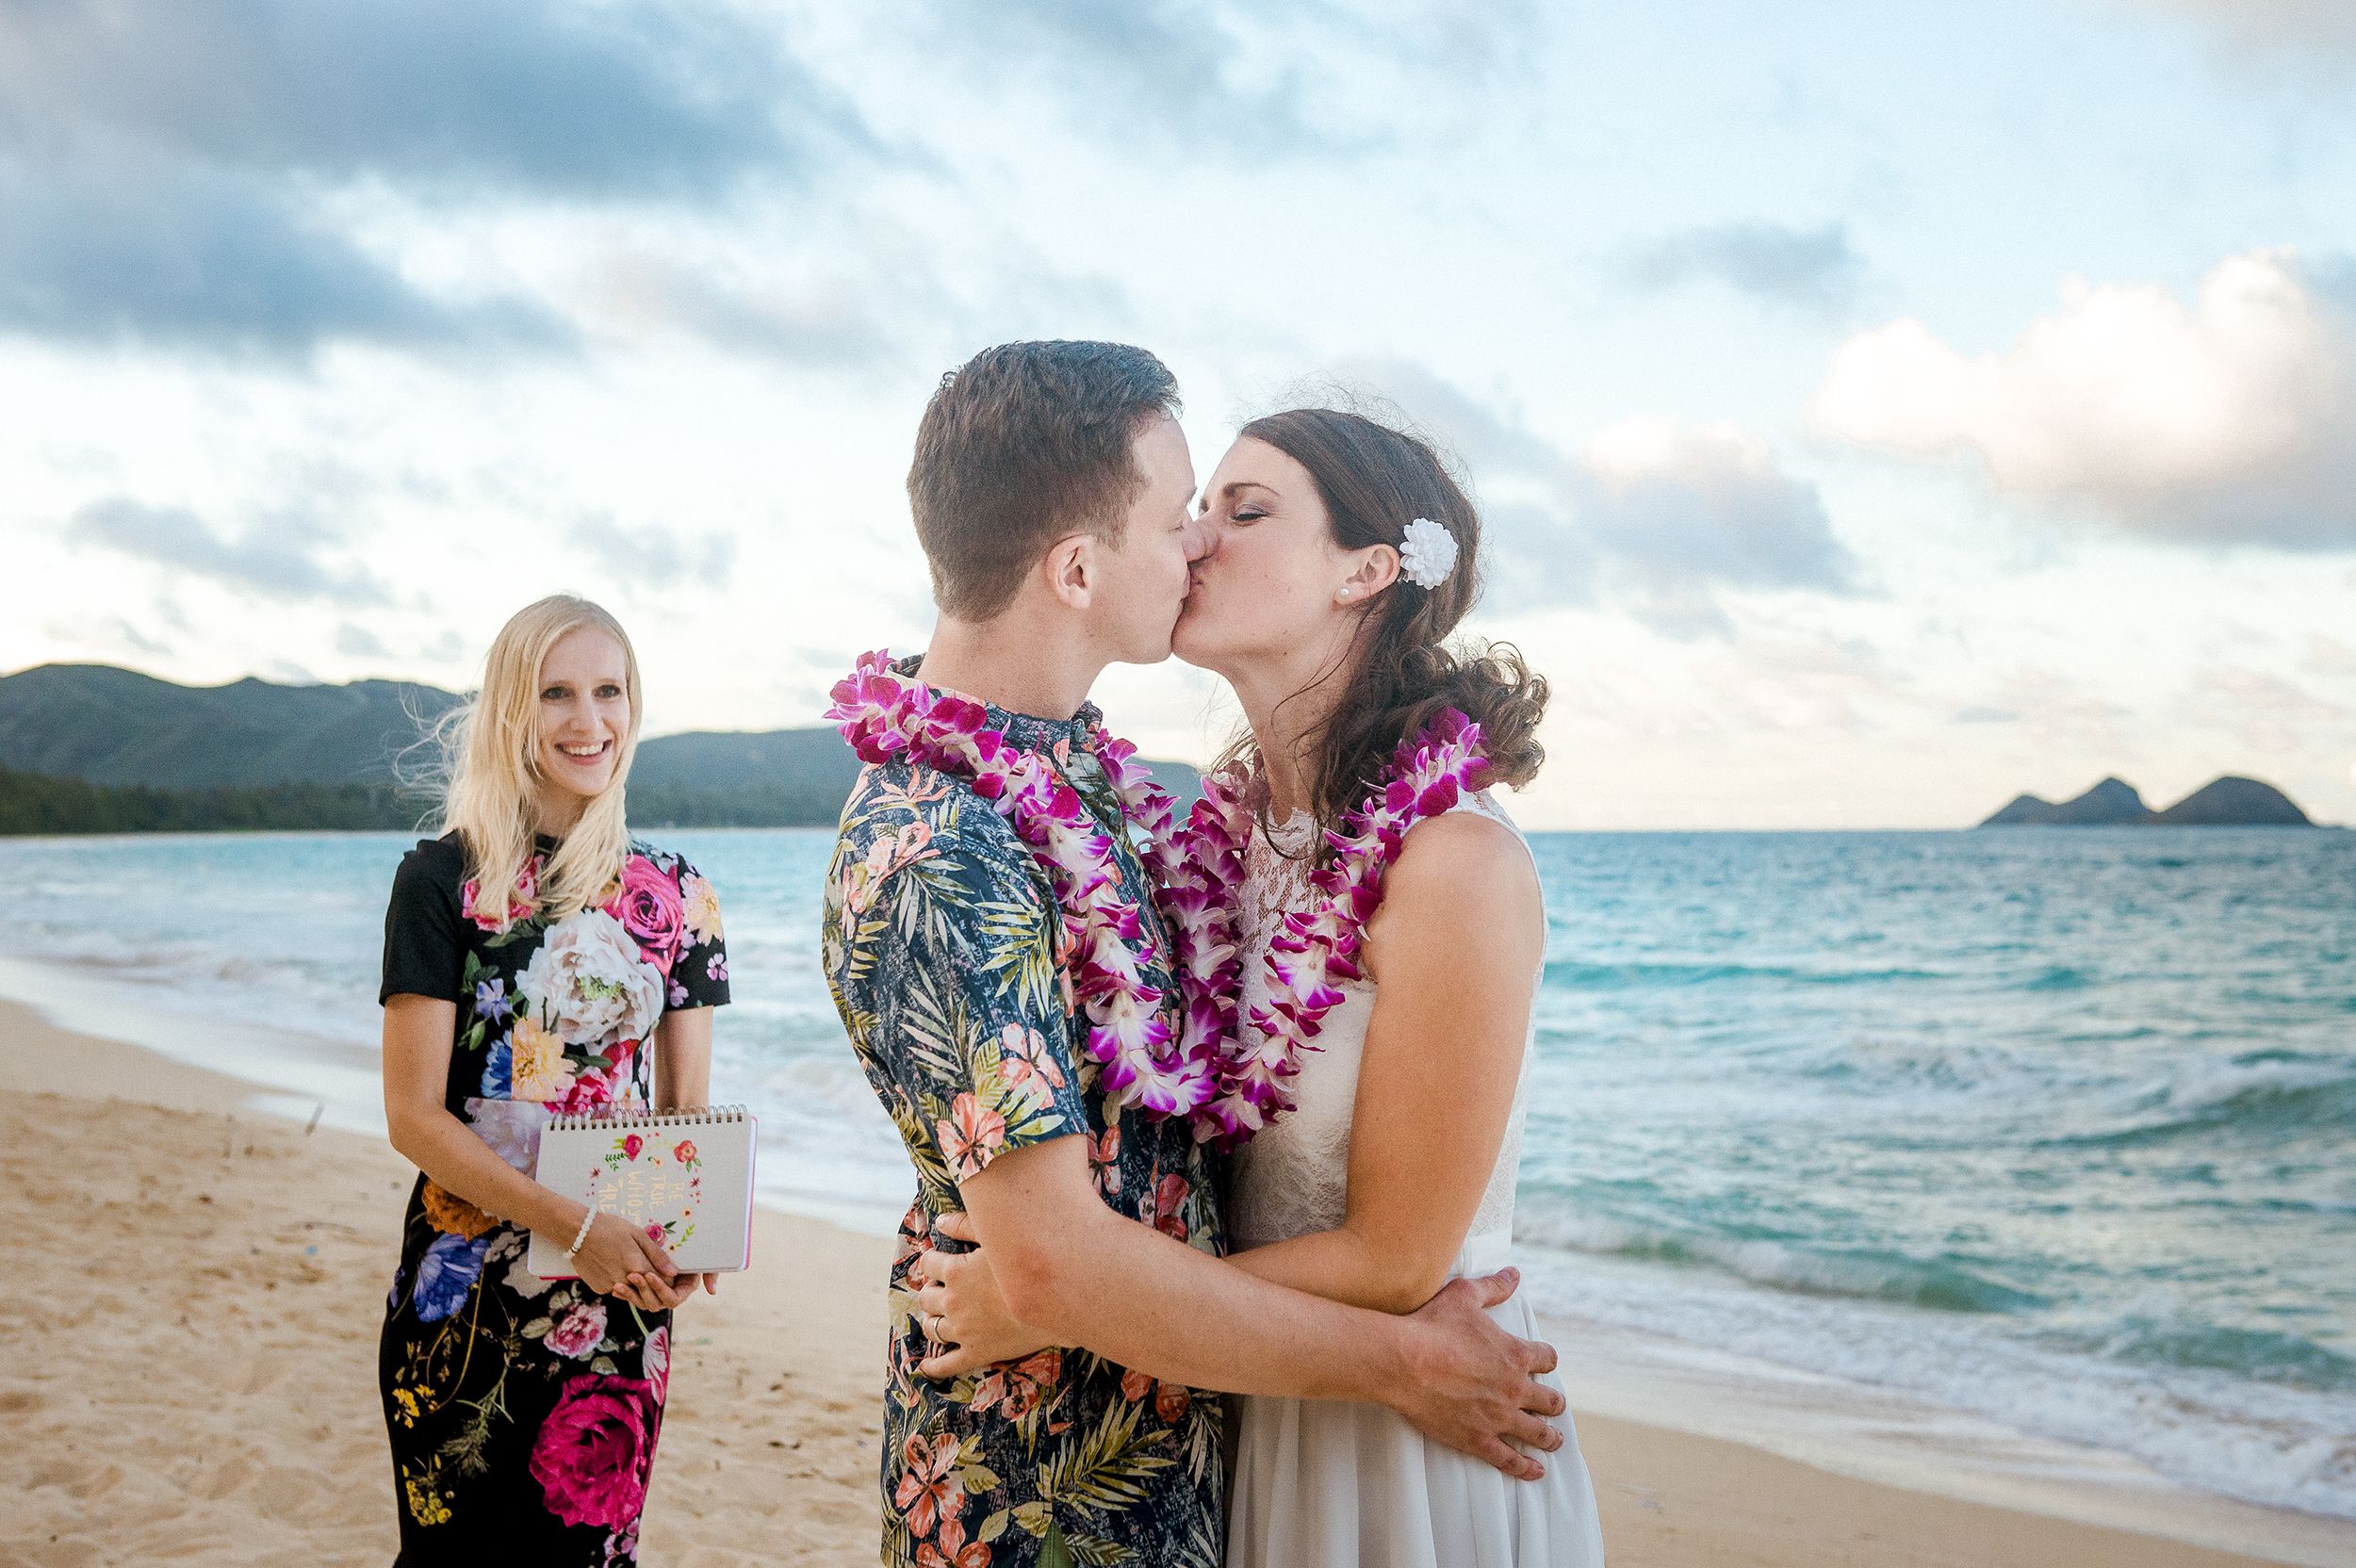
[{"x1": 909, "y1": 340, "x2": 1181, "y2": 620}]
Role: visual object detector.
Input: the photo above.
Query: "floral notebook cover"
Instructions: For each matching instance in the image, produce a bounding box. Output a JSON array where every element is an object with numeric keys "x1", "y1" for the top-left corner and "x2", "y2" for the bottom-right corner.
[{"x1": 527, "y1": 1105, "x2": 757, "y2": 1278}]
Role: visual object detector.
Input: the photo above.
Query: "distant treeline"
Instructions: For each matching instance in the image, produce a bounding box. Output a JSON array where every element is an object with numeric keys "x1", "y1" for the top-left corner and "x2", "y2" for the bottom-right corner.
[
  {"x1": 0, "y1": 766, "x2": 431, "y2": 835},
  {"x1": 0, "y1": 766, "x2": 857, "y2": 836}
]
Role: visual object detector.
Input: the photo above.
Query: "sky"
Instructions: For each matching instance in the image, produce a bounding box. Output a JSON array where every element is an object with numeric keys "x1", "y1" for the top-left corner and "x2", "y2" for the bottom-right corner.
[{"x1": 4, "y1": 0, "x2": 2354, "y2": 829}]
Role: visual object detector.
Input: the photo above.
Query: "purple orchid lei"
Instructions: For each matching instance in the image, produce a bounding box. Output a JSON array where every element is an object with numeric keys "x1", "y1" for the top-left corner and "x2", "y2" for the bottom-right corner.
[
  {"x1": 827, "y1": 651, "x2": 1213, "y2": 1120},
  {"x1": 826, "y1": 650, "x2": 1490, "y2": 1150},
  {"x1": 1174, "y1": 707, "x2": 1493, "y2": 1149}
]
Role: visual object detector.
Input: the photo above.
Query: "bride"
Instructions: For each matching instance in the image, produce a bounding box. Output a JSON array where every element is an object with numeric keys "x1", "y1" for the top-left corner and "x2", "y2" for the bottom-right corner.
[{"x1": 923, "y1": 405, "x2": 1606, "y2": 1566}]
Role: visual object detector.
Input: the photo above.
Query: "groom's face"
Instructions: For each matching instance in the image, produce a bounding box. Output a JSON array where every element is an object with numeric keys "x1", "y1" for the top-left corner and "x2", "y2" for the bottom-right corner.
[{"x1": 1089, "y1": 414, "x2": 1207, "y2": 664}]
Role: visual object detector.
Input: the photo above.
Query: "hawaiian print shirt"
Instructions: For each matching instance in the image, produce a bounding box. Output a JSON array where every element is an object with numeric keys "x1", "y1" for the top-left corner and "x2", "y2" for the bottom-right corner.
[{"x1": 823, "y1": 687, "x2": 1225, "y2": 1568}]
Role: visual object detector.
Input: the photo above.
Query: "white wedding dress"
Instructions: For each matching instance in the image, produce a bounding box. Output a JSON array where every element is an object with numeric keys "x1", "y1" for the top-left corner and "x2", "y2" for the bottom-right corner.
[{"x1": 1224, "y1": 789, "x2": 1607, "y2": 1568}]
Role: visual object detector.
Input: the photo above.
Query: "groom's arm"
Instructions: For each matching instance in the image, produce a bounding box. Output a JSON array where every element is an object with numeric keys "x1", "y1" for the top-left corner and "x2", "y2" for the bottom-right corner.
[{"x1": 949, "y1": 1135, "x2": 1566, "y2": 1480}]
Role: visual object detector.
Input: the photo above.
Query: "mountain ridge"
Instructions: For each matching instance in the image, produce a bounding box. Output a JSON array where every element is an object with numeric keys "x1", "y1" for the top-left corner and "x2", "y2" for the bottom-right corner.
[
  {"x1": 0, "y1": 662, "x2": 1202, "y2": 830},
  {"x1": 1979, "y1": 774, "x2": 2315, "y2": 827}
]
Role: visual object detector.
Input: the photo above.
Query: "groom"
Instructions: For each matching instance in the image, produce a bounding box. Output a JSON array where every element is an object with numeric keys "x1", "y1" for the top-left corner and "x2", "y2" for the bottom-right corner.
[{"x1": 822, "y1": 341, "x2": 1563, "y2": 1567}]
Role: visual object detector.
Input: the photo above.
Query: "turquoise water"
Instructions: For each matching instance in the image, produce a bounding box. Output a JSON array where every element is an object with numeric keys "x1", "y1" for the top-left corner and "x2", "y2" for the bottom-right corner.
[{"x1": 1, "y1": 825, "x2": 2349, "y2": 1515}]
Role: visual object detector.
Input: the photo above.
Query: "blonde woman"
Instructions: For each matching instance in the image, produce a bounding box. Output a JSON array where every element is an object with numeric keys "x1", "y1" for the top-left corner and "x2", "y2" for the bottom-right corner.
[{"x1": 377, "y1": 595, "x2": 730, "y2": 1565}]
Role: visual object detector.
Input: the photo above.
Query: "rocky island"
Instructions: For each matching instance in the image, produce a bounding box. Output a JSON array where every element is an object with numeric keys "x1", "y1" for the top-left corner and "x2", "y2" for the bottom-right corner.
[{"x1": 1979, "y1": 775, "x2": 2316, "y2": 827}]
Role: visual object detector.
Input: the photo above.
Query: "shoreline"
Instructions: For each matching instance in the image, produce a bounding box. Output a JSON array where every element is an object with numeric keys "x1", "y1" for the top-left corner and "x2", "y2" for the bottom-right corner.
[{"x1": 5, "y1": 988, "x2": 2352, "y2": 1565}]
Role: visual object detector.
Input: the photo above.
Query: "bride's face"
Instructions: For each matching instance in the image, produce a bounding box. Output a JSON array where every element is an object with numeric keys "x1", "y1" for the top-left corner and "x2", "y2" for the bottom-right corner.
[{"x1": 1173, "y1": 437, "x2": 1361, "y2": 677}]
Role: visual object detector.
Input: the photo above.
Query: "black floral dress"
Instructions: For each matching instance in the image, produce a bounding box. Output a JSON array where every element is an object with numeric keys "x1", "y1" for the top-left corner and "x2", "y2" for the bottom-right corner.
[
  {"x1": 823, "y1": 686, "x2": 1226, "y2": 1568},
  {"x1": 377, "y1": 830, "x2": 729, "y2": 1565}
]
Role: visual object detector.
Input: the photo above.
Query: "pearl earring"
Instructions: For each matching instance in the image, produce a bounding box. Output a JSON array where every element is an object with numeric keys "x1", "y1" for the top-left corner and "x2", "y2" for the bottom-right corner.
[{"x1": 1337, "y1": 587, "x2": 1352, "y2": 601}]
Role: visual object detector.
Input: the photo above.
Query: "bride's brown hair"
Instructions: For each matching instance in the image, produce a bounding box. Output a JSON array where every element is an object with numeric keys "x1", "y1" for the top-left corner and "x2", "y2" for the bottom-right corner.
[{"x1": 1219, "y1": 407, "x2": 1548, "y2": 849}]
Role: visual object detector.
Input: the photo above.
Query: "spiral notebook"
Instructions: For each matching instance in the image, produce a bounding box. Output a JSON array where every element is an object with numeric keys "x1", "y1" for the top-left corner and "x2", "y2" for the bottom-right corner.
[{"x1": 528, "y1": 1104, "x2": 758, "y2": 1280}]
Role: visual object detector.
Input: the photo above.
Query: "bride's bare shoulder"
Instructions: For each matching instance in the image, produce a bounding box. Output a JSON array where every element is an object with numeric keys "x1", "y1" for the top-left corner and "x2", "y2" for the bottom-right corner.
[{"x1": 1362, "y1": 807, "x2": 1543, "y2": 976}]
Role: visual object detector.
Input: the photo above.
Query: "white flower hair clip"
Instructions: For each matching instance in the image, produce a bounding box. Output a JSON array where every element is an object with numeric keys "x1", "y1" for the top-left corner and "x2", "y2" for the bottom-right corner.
[{"x1": 1398, "y1": 516, "x2": 1458, "y2": 589}]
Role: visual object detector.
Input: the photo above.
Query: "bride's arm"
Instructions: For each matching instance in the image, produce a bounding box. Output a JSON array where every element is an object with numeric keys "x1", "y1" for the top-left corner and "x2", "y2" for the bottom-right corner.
[{"x1": 1225, "y1": 810, "x2": 1544, "y2": 1315}]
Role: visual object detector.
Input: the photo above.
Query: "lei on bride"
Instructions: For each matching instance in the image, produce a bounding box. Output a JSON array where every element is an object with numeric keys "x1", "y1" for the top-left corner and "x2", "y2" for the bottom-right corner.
[{"x1": 826, "y1": 650, "x2": 1491, "y2": 1150}]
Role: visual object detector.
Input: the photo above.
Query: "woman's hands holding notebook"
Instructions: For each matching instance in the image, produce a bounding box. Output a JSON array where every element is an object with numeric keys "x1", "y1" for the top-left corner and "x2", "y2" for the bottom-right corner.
[
  {"x1": 629, "y1": 1269, "x2": 722, "y2": 1307},
  {"x1": 573, "y1": 1212, "x2": 684, "y2": 1307}
]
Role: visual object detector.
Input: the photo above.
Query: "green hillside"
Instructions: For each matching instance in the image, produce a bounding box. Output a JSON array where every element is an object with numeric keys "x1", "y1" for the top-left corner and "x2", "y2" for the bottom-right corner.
[
  {"x1": 0, "y1": 662, "x2": 461, "y2": 787},
  {"x1": 0, "y1": 663, "x2": 1202, "y2": 835}
]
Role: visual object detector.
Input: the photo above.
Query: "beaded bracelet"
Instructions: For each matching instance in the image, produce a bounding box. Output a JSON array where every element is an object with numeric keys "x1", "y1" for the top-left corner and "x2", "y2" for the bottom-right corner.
[{"x1": 563, "y1": 1173, "x2": 601, "y2": 1259}]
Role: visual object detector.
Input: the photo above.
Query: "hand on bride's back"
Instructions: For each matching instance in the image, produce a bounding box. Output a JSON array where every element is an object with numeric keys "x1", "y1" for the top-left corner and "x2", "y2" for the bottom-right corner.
[{"x1": 1391, "y1": 1266, "x2": 1566, "y2": 1481}]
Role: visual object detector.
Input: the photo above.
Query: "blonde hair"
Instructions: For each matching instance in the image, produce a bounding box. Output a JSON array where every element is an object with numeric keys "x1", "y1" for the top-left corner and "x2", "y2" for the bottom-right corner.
[{"x1": 419, "y1": 595, "x2": 645, "y2": 929}]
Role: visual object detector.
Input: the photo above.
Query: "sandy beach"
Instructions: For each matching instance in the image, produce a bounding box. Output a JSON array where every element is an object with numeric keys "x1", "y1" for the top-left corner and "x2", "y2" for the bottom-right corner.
[{"x1": 3, "y1": 992, "x2": 2348, "y2": 1568}]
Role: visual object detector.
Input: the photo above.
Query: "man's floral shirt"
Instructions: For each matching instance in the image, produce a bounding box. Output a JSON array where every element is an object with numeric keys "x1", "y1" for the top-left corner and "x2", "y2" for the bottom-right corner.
[{"x1": 823, "y1": 692, "x2": 1225, "y2": 1568}]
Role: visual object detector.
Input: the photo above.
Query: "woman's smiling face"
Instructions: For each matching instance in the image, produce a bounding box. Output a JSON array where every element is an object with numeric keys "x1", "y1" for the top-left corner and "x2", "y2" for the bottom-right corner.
[
  {"x1": 532, "y1": 625, "x2": 632, "y2": 816},
  {"x1": 1172, "y1": 436, "x2": 1356, "y2": 676}
]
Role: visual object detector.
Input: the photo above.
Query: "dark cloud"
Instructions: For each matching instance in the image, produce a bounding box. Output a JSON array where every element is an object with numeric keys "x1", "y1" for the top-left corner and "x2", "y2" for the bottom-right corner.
[
  {"x1": 0, "y1": 159, "x2": 564, "y2": 356},
  {"x1": 0, "y1": 0, "x2": 859, "y2": 199},
  {"x1": 1619, "y1": 221, "x2": 1866, "y2": 317},
  {"x1": 67, "y1": 497, "x2": 394, "y2": 606},
  {"x1": 0, "y1": 0, "x2": 872, "y2": 357},
  {"x1": 569, "y1": 515, "x2": 738, "y2": 591},
  {"x1": 1338, "y1": 361, "x2": 1861, "y2": 637}
]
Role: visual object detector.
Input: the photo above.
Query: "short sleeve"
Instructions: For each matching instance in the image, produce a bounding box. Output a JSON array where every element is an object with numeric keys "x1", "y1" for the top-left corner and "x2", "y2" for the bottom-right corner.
[
  {"x1": 830, "y1": 825, "x2": 1088, "y2": 1188},
  {"x1": 667, "y1": 855, "x2": 731, "y2": 1012},
  {"x1": 380, "y1": 837, "x2": 467, "y2": 1006}
]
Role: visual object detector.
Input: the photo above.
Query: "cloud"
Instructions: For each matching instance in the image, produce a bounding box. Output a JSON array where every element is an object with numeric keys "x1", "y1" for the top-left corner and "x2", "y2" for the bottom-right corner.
[
  {"x1": 1619, "y1": 221, "x2": 1867, "y2": 317},
  {"x1": 39, "y1": 614, "x2": 172, "y2": 660},
  {"x1": 907, "y1": 0, "x2": 1538, "y2": 158},
  {"x1": 419, "y1": 629, "x2": 469, "y2": 664},
  {"x1": 0, "y1": 0, "x2": 858, "y2": 200},
  {"x1": 1810, "y1": 250, "x2": 2356, "y2": 548},
  {"x1": 1341, "y1": 365, "x2": 1859, "y2": 638},
  {"x1": 2181, "y1": 665, "x2": 2350, "y2": 753},
  {"x1": 1579, "y1": 419, "x2": 1857, "y2": 594},
  {"x1": 1695, "y1": 630, "x2": 1920, "y2": 737},
  {"x1": 335, "y1": 623, "x2": 391, "y2": 660},
  {"x1": 0, "y1": 0, "x2": 872, "y2": 357},
  {"x1": 576, "y1": 236, "x2": 1009, "y2": 372},
  {"x1": 591, "y1": 256, "x2": 907, "y2": 369},
  {"x1": 0, "y1": 159, "x2": 564, "y2": 357},
  {"x1": 2300, "y1": 633, "x2": 2356, "y2": 675},
  {"x1": 910, "y1": 0, "x2": 1335, "y2": 157},
  {"x1": 1952, "y1": 667, "x2": 2135, "y2": 752},
  {"x1": 66, "y1": 497, "x2": 394, "y2": 606},
  {"x1": 569, "y1": 515, "x2": 739, "y2": 591},
  {"x1": 2129, "y1": 2, "x2": 2356, "y2": 66},
  {"x1": 573, "y1": 207, "x2": 1149, "y2": 383}
]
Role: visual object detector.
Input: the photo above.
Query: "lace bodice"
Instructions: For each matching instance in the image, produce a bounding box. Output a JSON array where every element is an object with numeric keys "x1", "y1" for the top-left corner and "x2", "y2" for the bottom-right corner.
[{"x1": 1224, "y1": 789, "x2": 1539, "y2": 1251}]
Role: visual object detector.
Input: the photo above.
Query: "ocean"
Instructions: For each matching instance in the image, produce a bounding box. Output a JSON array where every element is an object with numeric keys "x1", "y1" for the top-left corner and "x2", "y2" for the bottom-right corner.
[{"x1": 2, "y1": 825, "x2": 2349, "y2": 1522}]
